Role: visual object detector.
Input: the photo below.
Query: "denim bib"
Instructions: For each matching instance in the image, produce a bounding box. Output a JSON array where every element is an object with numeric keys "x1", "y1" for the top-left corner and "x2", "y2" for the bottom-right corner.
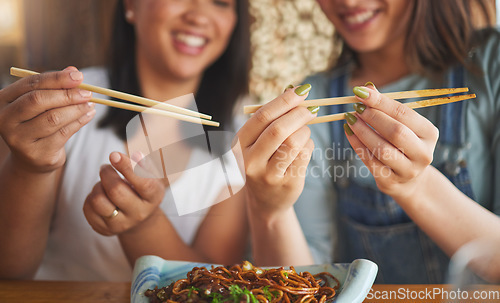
[{"x1": 328, "y1": 67, "x2": 474, "y2": 283}]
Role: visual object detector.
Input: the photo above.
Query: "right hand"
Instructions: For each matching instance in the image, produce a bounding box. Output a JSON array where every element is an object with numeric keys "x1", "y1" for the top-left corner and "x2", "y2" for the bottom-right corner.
[
  {"x1": 0, "y1": 66, "x2": 95, "y2": 173},
  {"x1": 83, "y1": 152, "x2": 167, "y2": 236},
  {"x1": 236, "y1": 84, "x2": 317, "y2": 219}
]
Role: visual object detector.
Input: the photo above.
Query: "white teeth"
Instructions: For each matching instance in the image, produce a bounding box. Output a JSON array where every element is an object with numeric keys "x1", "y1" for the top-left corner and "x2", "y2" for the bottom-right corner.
[
  {"x1": 345, "y1": 10, "x2": 375, "y2": 25},
  {"x1": 176, "y1": 33, "x2": 206, "y2": 47}
]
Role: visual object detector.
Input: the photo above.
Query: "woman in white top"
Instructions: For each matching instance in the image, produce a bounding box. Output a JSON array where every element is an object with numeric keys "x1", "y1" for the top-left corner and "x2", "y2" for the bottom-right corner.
[{"x1": 0, "y1": 0, "x2": 250, "y2": 281}]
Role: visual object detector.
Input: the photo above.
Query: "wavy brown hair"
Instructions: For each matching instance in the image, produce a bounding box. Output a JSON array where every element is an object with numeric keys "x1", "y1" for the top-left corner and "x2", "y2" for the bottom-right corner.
[{"x1": 336, "y1": 0, "x2": 495, "y2": 75}]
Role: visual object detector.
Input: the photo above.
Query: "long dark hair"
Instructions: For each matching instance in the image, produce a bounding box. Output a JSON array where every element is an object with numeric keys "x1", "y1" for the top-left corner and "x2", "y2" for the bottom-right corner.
[
  {"x1": 335, "y1": 0, "x2": 494, "y2": 75},
  {"x1": 99, "y1": 0, "x2": 250, "y2": 140}
]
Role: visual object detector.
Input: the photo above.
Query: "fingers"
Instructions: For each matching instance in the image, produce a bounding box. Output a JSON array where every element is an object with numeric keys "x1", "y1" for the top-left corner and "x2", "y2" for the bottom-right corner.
[
  {"x1": 238, "y1": 84, "x2": 312, "y2": 148},
  {"x1": 83, "y1": 182, "x2": 120, "y2": 236},
  {"x1": 17, "y1": 96, "x2": 96, "y2": 139},
  {"x1": 0, "y1": 67, "x2": 85, "y2": 106},
  {"x1": 108, "y1": 152, "x2": 166, "y2": 204},
  {"x1": 352, "y1": 107, "x2": 433, "y2": 162},
  {"x1": 84, "y1": 154, "x2": 165, "y2": 236},
  {"x1": 342, "y1": 132, "x2": 394, "y2": 184},
  {"x1": 284, "y1": 138, "x2": 314, "y2": 183},
  {"x1": 344, "y1": 113, "x2": 413, "y2": 178},
  {"x1": 353, "y1": 84, "x2": 439, "y2": 140},
  {"x1": 249, "y1": 106, "x2": 316, "y2": 165},
  {"x1": 345, "y1": 83, "x2": 438, "y2": 181},
  {"x1": 10, "y1": 87, "x2": 94, "y2": 123},
  {"x1": 7, "y1": 106, "x2": 96, "y2": 162},
  {"x1": 39, "y1": 108, "x2": 96, "y2": 147},
  {"x1": 98, "y1": 163, "x2": 138, "y2": 216},
  {"x1": 267, "y1": 126, "x2": 311, "y2": 177}
]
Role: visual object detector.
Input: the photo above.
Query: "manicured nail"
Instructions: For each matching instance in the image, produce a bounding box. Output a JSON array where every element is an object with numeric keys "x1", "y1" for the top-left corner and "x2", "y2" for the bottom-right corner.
[
  {"x1": 353, "y1": 103, "x2": 366, "y2": 114},
  {"x1": 345, "y1": 112, "x2": 357, "y2": 125},
  {"x1": 284, "y1": 84, "x2": 294, "y2": 92},
  {"x1": 79, "y1": 89, "x2": 92, "y2": 98},
  {"x1": 344, "y1": 123, "x2": 354, "y2": 136},
  {"x1": 86, "y1": 109, "x2": 96, "y2": 117},
  {"x1": 353, "y1": 86, "x2": 369, "y2": 99},
  {"x1": 110, "y1": 152, "x2": 121, "y2": 163},
  {"x1": 295, "y1": 84, "x2": 312, "y2": 96},
  {"x1": 364, "y1": 81, "x2": 376, "y2": 89},
  {"x1": 308, "y1": 106, "x2": 320, "y2": 114},
  {"x1": 70, "y1": 71, "x2": 83, "y2": 81}
]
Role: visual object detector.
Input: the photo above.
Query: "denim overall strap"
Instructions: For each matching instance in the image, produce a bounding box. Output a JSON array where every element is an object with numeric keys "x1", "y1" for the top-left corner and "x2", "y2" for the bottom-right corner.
[
  {"x1": 440, "y1": 66, "x2": 466, "y2": 145},
  {"x1": 435, "y1": 66, "x2": 475, "y2": 198},
  {"x1": 328, "y1": 74, "x2": 355, "y2": 188},
  {"x1": 328, "y1": 74, "x2": 350, "y2": 147}
]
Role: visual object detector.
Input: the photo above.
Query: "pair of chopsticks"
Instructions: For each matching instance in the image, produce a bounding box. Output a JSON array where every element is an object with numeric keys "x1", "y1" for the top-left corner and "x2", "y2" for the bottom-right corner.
[
  {"x1": 243, "y1": 87, "x2": 476, "y2": 125},
  {"x1": 10, "y1": 67, "x2": 219, "y2": 127}
]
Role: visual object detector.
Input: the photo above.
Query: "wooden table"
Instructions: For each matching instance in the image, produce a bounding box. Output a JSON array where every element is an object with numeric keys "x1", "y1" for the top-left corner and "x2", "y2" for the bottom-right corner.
[{"x1": 0, "y1": 280, "x2": 131, "y2": 303}]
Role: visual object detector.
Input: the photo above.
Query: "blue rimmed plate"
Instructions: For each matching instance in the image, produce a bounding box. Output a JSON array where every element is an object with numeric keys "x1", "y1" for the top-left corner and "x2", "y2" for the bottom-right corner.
[{"x1": 131, "y1": 256, "x2": 377, "y2": 303}]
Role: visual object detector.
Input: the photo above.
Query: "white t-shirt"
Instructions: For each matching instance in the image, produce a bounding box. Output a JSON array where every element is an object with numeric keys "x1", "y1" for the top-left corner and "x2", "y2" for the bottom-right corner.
[{"x1": 34, "y1": 67, "x2": 243, "y2": 281}]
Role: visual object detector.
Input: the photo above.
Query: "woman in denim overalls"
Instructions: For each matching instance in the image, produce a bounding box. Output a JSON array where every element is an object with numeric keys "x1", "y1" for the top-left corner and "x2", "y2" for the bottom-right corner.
[{"x1": 292, "y1": 0, "x2": 500, "y2": 283}]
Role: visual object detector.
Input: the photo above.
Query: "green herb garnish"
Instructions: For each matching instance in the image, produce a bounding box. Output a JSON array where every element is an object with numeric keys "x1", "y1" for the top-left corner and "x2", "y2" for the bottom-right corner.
[
  {"x1": 229, "y1": 284, "x2": 258, "y2": 303},
  {"x1": 187, "y1": 286, "x2": 200, "y2": 298}
]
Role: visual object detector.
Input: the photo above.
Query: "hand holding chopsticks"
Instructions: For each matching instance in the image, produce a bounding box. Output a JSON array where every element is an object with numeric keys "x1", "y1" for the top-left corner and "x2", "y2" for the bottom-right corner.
[
  {"x1": 10, "y1": 67, "x2": 219, "y2": 127},
  {"x1": 243, "y1": 87, "x2": 476, "y2": 125}
]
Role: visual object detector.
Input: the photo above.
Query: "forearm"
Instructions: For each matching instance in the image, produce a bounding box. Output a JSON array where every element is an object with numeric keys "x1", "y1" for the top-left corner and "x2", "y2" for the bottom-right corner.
[
  {"x1": 398, "y1": 165, "x2": 500, "y2": 257},
  {"x1": 118, "y1": 209, "x2": 206, "y2": 267},
  {"x1": 0, "y1": 155, "x2": 60, "y2": 279},
  {"x1": 247, "y1": 200, "x2": 314, "y2": 267},
  {"x1": 193, "y1": 190, "x2": 249, "y2": 265}
]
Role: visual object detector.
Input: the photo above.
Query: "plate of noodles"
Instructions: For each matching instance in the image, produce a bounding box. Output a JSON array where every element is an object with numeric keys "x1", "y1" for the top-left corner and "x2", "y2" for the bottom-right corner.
[{"x1": 131, "y1": 256, "x2": 377, "y2": 303}]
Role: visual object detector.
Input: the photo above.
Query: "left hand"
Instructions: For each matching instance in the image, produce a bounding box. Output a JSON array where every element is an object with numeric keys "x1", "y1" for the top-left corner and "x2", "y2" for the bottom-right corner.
[
  {"x1": 83, "y1": 152, "x2": 167, "y2": 236},
  {"x1": 236, "y1": 85, "x2": 317, "y2": 220},
  {"x1": 344, "y1": 84, "x2": 439, "y2": 200}
]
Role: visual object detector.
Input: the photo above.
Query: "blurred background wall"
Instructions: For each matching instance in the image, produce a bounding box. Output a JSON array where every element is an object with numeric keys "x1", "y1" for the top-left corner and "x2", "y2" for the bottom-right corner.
[
  {"x1": 0, "y1": 0, "x2": 334, "y2": 103},
  {"x1": 0, "y1": 0, "x2": 497, "y2": 103},
  {"x1": 0, "y1": 0, "x2": 116, "y2": 85}
]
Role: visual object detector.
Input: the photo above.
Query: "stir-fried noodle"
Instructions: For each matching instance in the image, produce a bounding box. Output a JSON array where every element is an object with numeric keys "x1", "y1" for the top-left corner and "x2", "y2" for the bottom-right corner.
[{"x1": 146, "y1": 261, "x2": 340, "y2": 303}]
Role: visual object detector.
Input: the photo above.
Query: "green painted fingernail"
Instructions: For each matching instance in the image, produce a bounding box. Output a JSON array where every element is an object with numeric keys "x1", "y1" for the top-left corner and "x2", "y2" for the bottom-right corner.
[
  {"x1": 295, "y1": 84, "x2": 312, "y2": 96},
  {"x1": 307, "y1": 106, "x2": 320, "y2": 114},
  {"x1": 353, "y1": 103, "x2": 366, "y2": 114},
  {"x1": 345, "y1": 112, "x2": 357, "y2": 125},
  {"x1": 364, "y1": 81, "x2": 376, "y2": 89},
  {"x1": 284, "y1": 84, "x2": 294, "y2": 92},
  {"x1": 353, "y1": 86, "x2": 370, "y2": 99},
  {"x1": 344, "y1": 123, "x2": 354, "y2": 136}
]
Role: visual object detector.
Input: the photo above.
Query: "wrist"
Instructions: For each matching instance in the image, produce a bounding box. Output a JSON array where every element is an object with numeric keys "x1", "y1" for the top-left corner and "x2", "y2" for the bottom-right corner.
[
  {"x1": 122, "y1": 207, "x2": 164, "y2": 236},
  {"x1": 392, "y1": 165, "x2": 436, "y2": 210},
  {"x1": 8, "y1": 153, "x2": 61, "y2": 176},
  {"x1": 2, "y1": 154, "x2": 58, "y2": 183},
  {"x1": 245, "y1": 191, "x2": 293, "y2": 225}
]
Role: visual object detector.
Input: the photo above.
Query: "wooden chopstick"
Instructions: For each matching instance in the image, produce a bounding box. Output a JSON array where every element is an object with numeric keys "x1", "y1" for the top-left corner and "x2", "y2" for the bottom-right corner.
[
  {"x1": 307, "y1": 93, "x2": 476, "y2": 125},
  {"x1": 243, "y1": 87, "x2": 470, "y2": 114},
  {"x1": 90, "y1": 97, "x2": 219, "y2": 127},
  {"x1": 10, "y1": 67, "x2": 212, "y2": 121}
]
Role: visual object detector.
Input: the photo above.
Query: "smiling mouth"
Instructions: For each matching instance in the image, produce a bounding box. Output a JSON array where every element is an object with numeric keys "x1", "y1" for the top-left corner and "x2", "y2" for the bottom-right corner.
[
  {"x1": 343, "y1": 10, "x2": 378, "y2": 26},
  {"x1": 174, "y1": 33, "x2": 207, "y2": 48}
]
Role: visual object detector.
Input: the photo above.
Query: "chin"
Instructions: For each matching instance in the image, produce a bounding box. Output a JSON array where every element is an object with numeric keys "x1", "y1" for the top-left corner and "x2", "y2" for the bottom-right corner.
[{"x1": 345, "y1": 40, "x2": 381, "y2": 54}]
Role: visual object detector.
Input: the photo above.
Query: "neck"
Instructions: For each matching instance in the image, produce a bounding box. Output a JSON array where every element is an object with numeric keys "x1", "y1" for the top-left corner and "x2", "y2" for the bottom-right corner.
[
  {"x1": 133, "y1": 55, "x2": 203, "y2": 143},
  {"x1": 351, "y1": 40, "x2": 410, "y2": 88}
]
